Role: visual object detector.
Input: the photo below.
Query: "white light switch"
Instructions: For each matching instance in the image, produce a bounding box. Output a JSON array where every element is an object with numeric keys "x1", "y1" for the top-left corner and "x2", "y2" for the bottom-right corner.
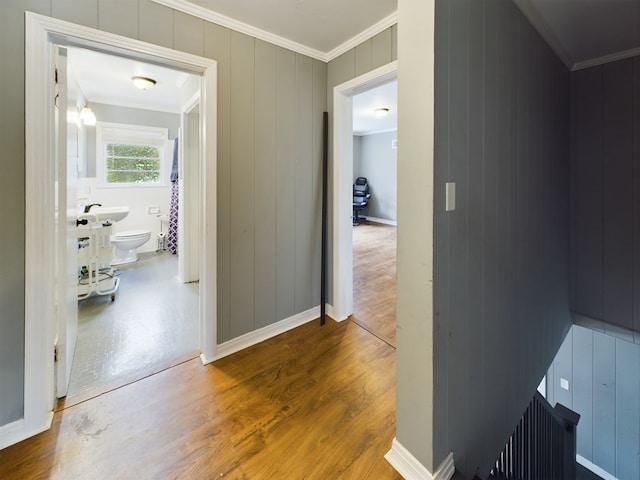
[
  {"x1": 560, "y1": 378, "x2": 570, "y2": 391},
  {"x1": 445, "y1": 182, "x2": 456, "y2": 211}
]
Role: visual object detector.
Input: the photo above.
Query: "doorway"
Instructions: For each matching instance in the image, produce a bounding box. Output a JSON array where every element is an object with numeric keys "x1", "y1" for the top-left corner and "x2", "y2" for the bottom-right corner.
[
  {"x1": 22, "y1": 12, "x2": 217, "y2": 442},
  {"x1": 350, "y1": 81, "x2": 398, "y2": 346},
  {"x1": 331, "y1": 61, "x2": 397, "y2": 322},
  {"x1": 59, "y1": 46, "x2": 201, "y2": 405}
]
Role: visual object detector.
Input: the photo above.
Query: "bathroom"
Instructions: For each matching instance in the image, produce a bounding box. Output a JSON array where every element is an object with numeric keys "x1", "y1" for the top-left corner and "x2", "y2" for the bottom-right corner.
[
  {"x1": 64, "y1": 46, "x2": 201, "y2": 404},
  {"x1": 77, "y1": 101, "x2": 178, "y2": 255}
]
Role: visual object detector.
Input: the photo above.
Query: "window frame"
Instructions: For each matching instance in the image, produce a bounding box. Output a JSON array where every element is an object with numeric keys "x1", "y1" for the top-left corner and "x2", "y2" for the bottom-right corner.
[{"x1": 96, "y1": 121, "x2": 170, "y2": 188}]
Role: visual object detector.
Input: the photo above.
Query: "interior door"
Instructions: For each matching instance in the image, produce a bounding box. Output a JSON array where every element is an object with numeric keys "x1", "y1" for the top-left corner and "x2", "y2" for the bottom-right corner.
[{"x1": 54, "y1": 46, "x2": 79, "y2": 398}]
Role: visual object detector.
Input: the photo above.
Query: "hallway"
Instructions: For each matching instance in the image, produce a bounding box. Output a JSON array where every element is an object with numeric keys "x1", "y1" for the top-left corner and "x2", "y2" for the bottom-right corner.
[{"x1": 0, "y1": 319, "x2": 401, "y2": 479}]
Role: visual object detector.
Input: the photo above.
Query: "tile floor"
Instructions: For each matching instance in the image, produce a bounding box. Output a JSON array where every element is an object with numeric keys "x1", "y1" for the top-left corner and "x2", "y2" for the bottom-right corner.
[{"x1": 63, "y1": 251, "x2": 199, "y2": 407}]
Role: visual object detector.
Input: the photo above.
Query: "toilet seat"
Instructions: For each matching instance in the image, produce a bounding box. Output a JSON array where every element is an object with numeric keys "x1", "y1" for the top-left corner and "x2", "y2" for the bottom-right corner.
[{"x1": 112, "y1": 229, "x2": 149, "y2": 239}]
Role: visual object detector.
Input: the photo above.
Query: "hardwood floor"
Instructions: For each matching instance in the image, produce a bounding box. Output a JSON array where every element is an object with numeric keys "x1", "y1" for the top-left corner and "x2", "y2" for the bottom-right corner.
[
  {"x1": 0, "y1": 223, "x2": 401, "y2": 479},
  {"x1": 352, "y1": 222, "x2": 397, "y2": 347},
  {"x1": 0, "y1": 319, "x2": 402, "y2": 479}
]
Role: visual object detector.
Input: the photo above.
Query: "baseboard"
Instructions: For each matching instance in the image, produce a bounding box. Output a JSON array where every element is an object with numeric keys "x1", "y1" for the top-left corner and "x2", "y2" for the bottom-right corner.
[
  {"x1": 326, "y1": 303, "x2": 350, "y2": 322},
  {"x1": 210, "y1": 306, "x2": 323, "y2": 361},
  {"x1": 362, "y1": 216, "x2": 397, "y2": 226},
  {"x1": 576, "y1": 455, "x2": 618, "y2": 480},
  {"x1": 385, "y1": 438, "x2": 455, "y2": 480}
]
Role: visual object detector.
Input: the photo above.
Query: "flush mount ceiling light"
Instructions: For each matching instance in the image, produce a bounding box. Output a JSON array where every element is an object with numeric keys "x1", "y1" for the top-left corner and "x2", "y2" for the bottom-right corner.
[
  {"x1": 132, "y1": 76, "x2": 157, "y2": 90},
  {"x1": 374, "y1": 107, "x2": 390, "y2": 118}
]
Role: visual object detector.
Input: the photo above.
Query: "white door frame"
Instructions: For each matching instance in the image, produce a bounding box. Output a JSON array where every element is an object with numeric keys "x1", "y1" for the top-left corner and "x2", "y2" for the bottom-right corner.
[
  {"x1": 9, "y1": 12, "x2": 217, "y2": 450},
  {"x1": 179, "y1": 94, "x2": 201, "y2": 283},
  {"x1": 332, "y1": 61, "x2": 397, "y2": 321}
]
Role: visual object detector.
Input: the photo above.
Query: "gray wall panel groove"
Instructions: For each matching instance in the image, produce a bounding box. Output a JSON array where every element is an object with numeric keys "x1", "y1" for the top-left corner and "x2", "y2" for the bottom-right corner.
[
  {"x1": 571, "y1": 57, "x2": 640, "y2": 335},
  {"x1": 433, "y1": 0, "x2": 571, "y2": 477}
]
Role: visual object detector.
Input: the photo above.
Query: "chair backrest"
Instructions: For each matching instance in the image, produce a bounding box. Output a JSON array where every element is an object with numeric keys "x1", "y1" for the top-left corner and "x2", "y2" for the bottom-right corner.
[{"x1": 353, "y1": 177, "x2": 369, "y2": 197}]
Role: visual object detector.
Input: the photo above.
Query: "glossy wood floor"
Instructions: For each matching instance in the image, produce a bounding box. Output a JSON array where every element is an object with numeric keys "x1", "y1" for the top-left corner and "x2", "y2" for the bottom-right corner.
[
  {"x1": 0, "y1": 223, "x2": 401, "y2": 479},
  {"x1": 352, "y1": 222, "x2": 397, "y2": 347},
  {"x1": 0, "y1": 318, "x2": 402, "y2": 479}
]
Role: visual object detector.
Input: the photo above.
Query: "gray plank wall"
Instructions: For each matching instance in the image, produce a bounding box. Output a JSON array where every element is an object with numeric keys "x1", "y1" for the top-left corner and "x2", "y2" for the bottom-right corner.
[
  {"x1": 0, "y1": 0, "x2": 326, "y2": 427},
  {"x1": 432, "y1": 0, "x2": 572, "y2": 478},
  {"x1": 547, "y1": 325, "x2": 640, "y2": 479},
  {"x1": 326, "y1": 26, "x2": 397, "y2": 301},
  {"x1": 571, "y1": 57, "x2": 640, "y2": 338},
  {"x1": 353, "y1": 132, "x2": 398, "y2": 223}
]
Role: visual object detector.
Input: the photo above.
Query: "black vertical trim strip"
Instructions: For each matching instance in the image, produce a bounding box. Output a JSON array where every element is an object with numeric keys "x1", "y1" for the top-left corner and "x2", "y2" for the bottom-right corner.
[{"x1": 320, "y1": 111, "x2": 328, "y2": 325}]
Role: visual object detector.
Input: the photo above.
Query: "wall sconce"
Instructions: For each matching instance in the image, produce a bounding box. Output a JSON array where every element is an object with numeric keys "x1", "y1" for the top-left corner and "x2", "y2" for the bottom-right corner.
[
  {"x1": 79, "y1": 106, "x2": 96, "y2": 126},
  {"x1": 132, "y1": 76, "x2": 157, "y2": 90},
  {"x1": 374, "y1": 107, "x2": 390, "y2": 118}
]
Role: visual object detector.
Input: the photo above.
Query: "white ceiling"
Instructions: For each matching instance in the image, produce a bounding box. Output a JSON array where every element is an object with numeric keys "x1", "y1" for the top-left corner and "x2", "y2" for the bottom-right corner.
[
  {"x1": 67, "y1": 47, "x2": 194, "y2": 113},
  {"x1": 352, "y1": 81, "x2": 397, "y2": 136}
]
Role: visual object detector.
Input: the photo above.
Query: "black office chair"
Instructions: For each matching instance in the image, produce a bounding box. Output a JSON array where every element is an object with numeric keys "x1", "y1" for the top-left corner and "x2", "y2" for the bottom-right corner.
[{"x1": 353, "y1": 177, "x2": 371, "y2": 225}]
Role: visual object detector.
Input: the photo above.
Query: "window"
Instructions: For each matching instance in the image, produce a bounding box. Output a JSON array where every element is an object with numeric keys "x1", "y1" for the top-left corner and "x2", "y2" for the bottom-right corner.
[{"x1": 96, "y1": 122, "x2": 169, "y2": 186}]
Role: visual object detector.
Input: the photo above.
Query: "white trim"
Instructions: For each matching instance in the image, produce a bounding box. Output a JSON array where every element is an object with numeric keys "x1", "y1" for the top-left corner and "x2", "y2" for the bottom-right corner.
[
  {"x1": 89, "y1": 97, "x2": 181, "y2": 114},
  {"x1": 385, "y1": 438, "x2": 455, "y2": 480},
  {"x1": 354, "y1": 127, "x2": 398, "y2": 137},
  {"x1": 21, "y1": 11, "x2": 217, "y2": 448},
  {"x1": 21, "y1": 10, "x2": 57, "y2": 450},
  {"x1": 332, "y1": 61, "x2": 398, "y2": 323},
  {"x1": 576, "y1": 455, "x2": 619, "y2": 480},
  {"x1": 325, "y1": 12, "x2": 398, "y2": 61},
  {"x1": 0, "y1": 415, "x2": 53, "y2": 451},
  {"x1": 150, "y1": 0, "x2": 397, "y2": 62},
  {"x1": 364, "y1": 216, "x2": 397, "y2": 227},
  {"x1": 572, "y1": 46, "x2": 640, "y2": 71},
  {"x1": 151, "y1": 0, "x2": 325, "y2": 61},
  {"x1": 207, "y1": 307, "x2": 321, "y2": 363}
]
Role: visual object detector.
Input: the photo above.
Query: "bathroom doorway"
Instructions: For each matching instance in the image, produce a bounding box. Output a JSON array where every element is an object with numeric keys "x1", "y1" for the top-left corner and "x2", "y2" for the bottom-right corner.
[
  {"x1": 59, "y1": 46, "x2": 202, "y2": 405},
  {"x1": 23, "y1": 13, "x2": 218, "y2": 435}
]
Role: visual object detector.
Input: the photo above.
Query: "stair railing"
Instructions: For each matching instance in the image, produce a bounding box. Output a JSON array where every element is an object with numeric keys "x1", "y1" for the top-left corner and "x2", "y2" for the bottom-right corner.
[{"x1": 490, "y1": 392, "x2": 580, "y2": 480}]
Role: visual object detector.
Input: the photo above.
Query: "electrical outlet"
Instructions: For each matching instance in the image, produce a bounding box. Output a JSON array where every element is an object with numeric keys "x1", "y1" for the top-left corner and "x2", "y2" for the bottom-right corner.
[
  {"x1": 560, "y1": 378, "x2": 569, "y2": 391},
  {"x1": 148, "y1": 206, "x2": 160, "y2": 215}
]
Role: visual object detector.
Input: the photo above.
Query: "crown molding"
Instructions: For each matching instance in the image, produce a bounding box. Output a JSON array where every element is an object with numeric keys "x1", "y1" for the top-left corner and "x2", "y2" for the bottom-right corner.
[
  {"x1": 150, "y1": 0, "x2": 325, "y2": 60},
  {"x1": 325, "y1": 11, "x2": 398, "y2": 62},
  {"x1": 512, "y1": 0, "x2": 574, "y2": 71},
  {"x1": 151, "y1": 0, "x2": 397, "y2": 63},
  {"x1": 572, "y1": 46, "x2": 640, "y2": 71}
]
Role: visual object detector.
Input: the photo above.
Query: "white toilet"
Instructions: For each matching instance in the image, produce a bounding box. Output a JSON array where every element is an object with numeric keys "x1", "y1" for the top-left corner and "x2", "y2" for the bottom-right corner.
[{"x1": 111, "y1": 230, "x2": 152, "y2": 265}]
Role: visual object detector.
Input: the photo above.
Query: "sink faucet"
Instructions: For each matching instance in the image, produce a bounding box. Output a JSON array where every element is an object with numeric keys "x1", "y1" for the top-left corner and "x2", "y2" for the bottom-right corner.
[{"x1": 84, "y1": 203, "x2": 102, "y2": 213}]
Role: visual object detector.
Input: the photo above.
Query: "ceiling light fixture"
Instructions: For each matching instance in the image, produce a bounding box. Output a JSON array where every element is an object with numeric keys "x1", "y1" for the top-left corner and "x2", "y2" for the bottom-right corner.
[
  {"x1": 374, "y1": 107, "x2": 390, "y2": 118},
  {"x1": 132, "y1": 76, "x2": 157, "y2": 90}
]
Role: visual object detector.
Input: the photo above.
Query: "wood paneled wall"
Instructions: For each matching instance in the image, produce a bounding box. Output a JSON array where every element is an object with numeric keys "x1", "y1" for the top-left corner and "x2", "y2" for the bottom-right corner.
[
  {"x1": 432, "y1": 0, "x2": 572, "y2": 477},
  {"x1": 325, "y1": 26, "x2": 397, "y2": 302},
  {"x1": 571, "y1": 57, "x2": 640, "y2": 335},
  {"x1": 547, "y1": 325, "x2": 640, "y2": 479},
  {"x1": 0, "y1": 0, "x2": 327, "y2": 426}
]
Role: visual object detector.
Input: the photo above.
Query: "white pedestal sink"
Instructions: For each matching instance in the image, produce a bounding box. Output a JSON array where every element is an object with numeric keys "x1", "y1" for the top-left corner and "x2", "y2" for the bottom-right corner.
[{"x1": 78, "y1": 206, "x2": 130, "y2": 223}]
